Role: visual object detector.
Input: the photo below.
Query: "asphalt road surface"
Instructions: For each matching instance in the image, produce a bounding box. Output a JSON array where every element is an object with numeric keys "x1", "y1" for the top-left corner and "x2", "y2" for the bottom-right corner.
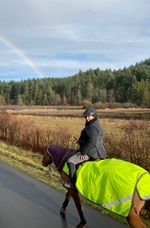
[{"x1": 0, "y1": 161, "x2": 128, "y2": 228}]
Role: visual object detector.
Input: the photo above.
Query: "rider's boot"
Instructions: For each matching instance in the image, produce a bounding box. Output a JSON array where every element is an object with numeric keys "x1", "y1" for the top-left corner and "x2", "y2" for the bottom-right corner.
[{"x1": 63, "y1": 162, "x2": 76, "y2": 189}]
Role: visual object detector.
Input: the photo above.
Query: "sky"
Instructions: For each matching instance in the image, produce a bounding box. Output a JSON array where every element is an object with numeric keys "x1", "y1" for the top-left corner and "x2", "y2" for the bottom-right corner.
[{"x1": 0, "y1": 0, "x2": 150, "y2": 82}]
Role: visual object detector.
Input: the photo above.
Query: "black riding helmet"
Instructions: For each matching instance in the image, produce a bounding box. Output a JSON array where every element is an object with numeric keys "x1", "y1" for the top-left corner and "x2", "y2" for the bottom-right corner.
[{"x1": 83, "y1": 108, "x2": 97, "y2": 117}]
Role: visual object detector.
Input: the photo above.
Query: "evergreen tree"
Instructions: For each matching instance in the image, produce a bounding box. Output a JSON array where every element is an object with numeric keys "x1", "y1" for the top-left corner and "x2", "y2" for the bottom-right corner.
[
  {"x1": 0, "y1": 58, "x2": 149, "y2": 107},
  {"x1": 0, "y1": 95, "x2": 6, "y2": 104}
]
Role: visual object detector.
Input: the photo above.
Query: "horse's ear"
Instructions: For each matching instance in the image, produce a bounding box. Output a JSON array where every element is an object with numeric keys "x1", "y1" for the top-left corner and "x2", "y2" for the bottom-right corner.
[
  {"x1": 47, "y1": 144, "x2": 51, "y2": 153},
  {"x1": 47, "y1": 145, "x2": 53, "y2": 162},
  {"x1": 47, "y1": 141, "x2": 52, "y2": 149}
]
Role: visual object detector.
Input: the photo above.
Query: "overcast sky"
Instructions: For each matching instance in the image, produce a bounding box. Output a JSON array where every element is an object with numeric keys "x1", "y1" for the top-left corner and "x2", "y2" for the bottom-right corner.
[{"x1": 0, "y1": 0, "x2": 150, "y2": 82}]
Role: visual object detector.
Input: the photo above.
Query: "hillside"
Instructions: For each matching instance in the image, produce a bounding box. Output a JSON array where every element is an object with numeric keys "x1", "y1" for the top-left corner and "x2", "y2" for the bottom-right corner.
[{"x1": 0, "y1": 58, "x2": 150, "y2": 107}]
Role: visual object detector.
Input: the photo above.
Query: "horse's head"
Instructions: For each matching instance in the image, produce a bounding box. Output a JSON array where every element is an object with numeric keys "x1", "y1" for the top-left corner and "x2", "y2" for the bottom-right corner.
[{"x1": 42, "y1": 150, "x2": 53, "y2": 167}]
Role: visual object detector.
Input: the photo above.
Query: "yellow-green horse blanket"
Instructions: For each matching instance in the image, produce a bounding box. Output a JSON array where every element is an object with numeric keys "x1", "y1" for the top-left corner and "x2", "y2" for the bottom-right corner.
[{"x1": 63, "y1": 158, "x2": 150, "y2": 217}]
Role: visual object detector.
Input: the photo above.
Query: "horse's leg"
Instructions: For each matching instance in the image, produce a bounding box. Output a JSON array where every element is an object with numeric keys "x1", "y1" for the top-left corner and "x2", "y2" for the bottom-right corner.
[
  {"x1": 60, "y1": 190, "x2": 71, "y2": 215},
  {"x1": 70, "y1": 189, "x2": 87, "y2": 228},
  {"x1": 127, "y1": 191, "x2": 146, "y2": 228},
  {"x1": 127, "y1": 207, "x2": 146, "y2": 228}
]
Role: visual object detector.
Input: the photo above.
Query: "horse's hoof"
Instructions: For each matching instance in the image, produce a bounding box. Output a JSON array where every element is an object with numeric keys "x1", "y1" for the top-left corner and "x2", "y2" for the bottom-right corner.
[{"x1": 76, "y1": 220, "x2": 87, "y2": 228}]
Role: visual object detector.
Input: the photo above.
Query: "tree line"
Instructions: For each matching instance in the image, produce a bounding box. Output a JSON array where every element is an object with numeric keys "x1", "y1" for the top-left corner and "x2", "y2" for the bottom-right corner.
[{"x1": 0, "y1": 58, "x2": 150, "y2": 107}]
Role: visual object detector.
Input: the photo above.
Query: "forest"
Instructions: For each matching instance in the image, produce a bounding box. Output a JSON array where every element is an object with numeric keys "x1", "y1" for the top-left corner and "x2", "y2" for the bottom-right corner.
[{"x1": 0, "y1": 58, "x2": 150, "y2": 107}]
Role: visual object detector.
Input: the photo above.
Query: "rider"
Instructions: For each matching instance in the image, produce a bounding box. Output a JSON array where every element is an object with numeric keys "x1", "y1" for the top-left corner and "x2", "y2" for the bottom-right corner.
[{"x1": 64, "y1": 108, "x2": 108, "y2": 189}]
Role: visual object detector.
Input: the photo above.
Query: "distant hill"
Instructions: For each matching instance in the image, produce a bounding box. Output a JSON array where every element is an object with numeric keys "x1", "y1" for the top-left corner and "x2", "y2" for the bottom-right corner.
[{"x1": 0, "y1": 58, "x2": 150, "y2": 107}]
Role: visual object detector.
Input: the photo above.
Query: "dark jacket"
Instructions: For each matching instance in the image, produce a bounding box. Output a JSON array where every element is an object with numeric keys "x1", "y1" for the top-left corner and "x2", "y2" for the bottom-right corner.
[{"x1": 78, "y1": 118, "x2": 107, "y2": 159}]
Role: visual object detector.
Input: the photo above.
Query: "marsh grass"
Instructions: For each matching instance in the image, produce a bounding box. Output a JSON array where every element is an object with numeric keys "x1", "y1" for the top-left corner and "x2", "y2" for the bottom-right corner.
[
  {"x1": 0, "y1": 110, "x2": 149, "y2": 170},
  {"x1": 105, "y1": 120, "x2": 150, "y2": 171}
]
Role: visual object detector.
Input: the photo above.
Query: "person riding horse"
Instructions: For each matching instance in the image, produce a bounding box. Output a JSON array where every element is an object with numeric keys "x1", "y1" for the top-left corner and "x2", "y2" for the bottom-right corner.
[{"x1": 64, "y1": 108, "x2": 108, "y2": 189}]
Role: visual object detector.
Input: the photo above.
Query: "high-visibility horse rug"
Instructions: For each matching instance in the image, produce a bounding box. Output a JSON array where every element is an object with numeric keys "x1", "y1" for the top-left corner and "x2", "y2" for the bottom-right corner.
[{"x1": 63, "y1": 158, "x2": 150, "y2": 217}]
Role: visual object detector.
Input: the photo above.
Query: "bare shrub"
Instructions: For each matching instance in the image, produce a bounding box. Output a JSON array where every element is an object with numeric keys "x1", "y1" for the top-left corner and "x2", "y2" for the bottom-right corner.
[
  {"x1": 105, "y1": 120, "x2": 150, "y2": 171},
  {"x1": 51, "y1": 124, "x2": 73, "y2": 147},
  {"x1": 13, "y1": 118, "x2": 35, "y2": 149},
  {"x1": 0, "y1": 112, "x2": 24, "y2": 145},
  {"x1": 122, "y1": 103, "x2": 138, "y2": 108},
  {"x1": 81, "y1": 99, "x2": 93, "y2": 108},
  {"x1": 0, "y1": 112, "x2": 74, "y2": 154},
  {"x1": 1, "y1": 112, "x2": 149, "y2": 172},
  {"x1": 0, "y1": 111, "x2": 10, "y2": 140},
  {"x1": 7, "y1": 116, "x2": 21, "y2": 144},
  {"x1": 42, "y1": 128, "x2": 55, "y2": 148},
  {"x1": 93, "y1": 102, "x2": 107, "y2": 109},
  {"x1": 107, "y1": 102, "x2": 124, "y2": 109}
]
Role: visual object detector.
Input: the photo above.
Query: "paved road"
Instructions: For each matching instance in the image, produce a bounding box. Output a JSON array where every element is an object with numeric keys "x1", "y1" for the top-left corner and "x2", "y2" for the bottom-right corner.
[{"x1": 0, "y1": 162, "x2": 128, "y2": 228}]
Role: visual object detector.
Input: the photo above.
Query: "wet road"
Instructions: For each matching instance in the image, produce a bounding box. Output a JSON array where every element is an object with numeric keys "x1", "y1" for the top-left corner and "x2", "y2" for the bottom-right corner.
[{"x1": 0, "y1": 162, "x2": 128, "y2": 228}]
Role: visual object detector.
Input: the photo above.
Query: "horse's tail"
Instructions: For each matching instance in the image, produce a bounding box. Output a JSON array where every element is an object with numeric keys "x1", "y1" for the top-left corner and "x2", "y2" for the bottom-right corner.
[{"x1": 145, "y1": 200, "x2": 150, "y2": 211}]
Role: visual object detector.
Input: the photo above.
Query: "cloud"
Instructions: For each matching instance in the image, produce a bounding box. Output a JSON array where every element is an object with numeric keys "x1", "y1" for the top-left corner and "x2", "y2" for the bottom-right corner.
[{"x1": 0, "y1": 0, "x2": 150, "y2": 81}]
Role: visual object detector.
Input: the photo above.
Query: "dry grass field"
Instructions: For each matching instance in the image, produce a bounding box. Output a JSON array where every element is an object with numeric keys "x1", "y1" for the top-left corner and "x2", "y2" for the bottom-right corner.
[
  {"x1": 0, "y1": 106, "x2": 149, "y2": 170},
  {"x1": 3, "y1": 105, "x2": 150, "y2": 119}
]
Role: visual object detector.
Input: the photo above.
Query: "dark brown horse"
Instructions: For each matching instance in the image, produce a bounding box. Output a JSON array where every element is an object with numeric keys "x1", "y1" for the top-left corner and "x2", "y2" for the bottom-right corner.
[
  {"x1": 42, "y1": 147, "x2": 86, "y2": 228},
  {"x1": 42, "y1": 146, "x2": 150, "y2": 228}
]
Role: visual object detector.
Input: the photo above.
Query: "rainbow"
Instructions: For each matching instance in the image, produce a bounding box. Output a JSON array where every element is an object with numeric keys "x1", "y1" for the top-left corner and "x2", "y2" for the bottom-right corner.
[{"x1": 0, "y1": 33, "x2": 43, "y2": 76}]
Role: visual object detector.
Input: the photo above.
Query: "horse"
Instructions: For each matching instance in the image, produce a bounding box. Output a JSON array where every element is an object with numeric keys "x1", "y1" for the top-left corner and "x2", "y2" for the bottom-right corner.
[
  {"x1": 42, "y1": 144, "x2": 150, "y2": 228},
  {"x1": 42, "y1": 144, "x2": 87, "y2": 228}
]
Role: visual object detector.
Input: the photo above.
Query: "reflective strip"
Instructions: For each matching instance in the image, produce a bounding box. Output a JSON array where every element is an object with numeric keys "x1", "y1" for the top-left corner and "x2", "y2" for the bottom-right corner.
[
  {"x1": 141, "y1": 195, "x2": 150, "y2": 200},
  {"x1": 102, "y1": 195, "x2": 132, "y2": 208}
]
